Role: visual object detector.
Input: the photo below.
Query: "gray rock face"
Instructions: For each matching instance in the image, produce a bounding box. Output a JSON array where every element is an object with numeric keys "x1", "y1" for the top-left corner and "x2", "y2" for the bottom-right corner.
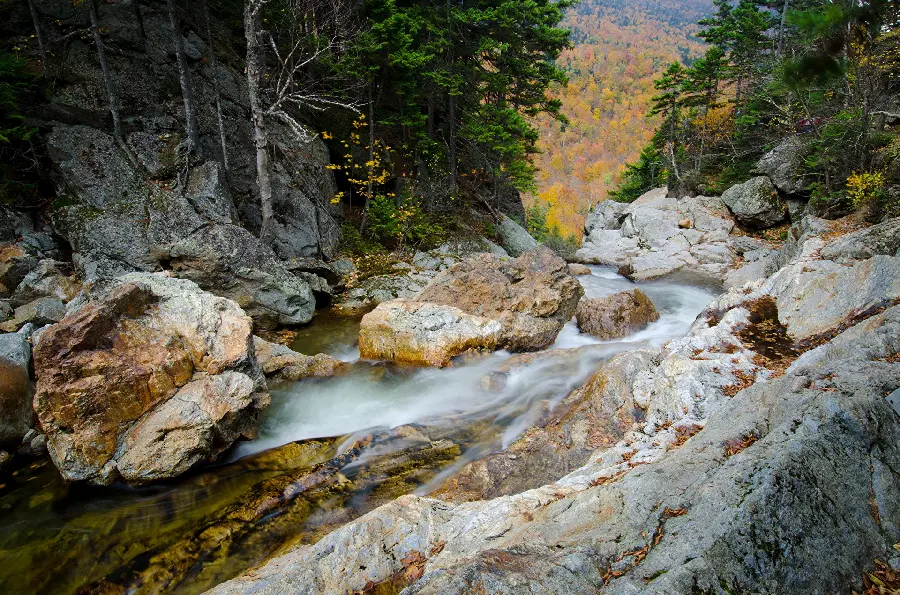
[
  {"x1": 208, "y1": 269, "x2": 900, "y2": 595},
  {"x1": 0, "y1": 333, "x2": 33, "y2": 446},
  {"x1": 168, "y1": 224, "x2": 316, "y2": 329},
  {"x1": 10, "y1": 259, "x2": 81, "y2": 307},
  {"x1": 721, "y1": 176, "x2": 788, "y2": 229},
  {"x1": 820, "y1": 216, "x2": 900, "y2": 262},
  {"x1": 33, "y1": 273, "x2": 269, "y2": 486},
  {"x1": 497, "y1": 215, "x2": 539, "y2": 257},
  {"x1": 575, "y1": 189, "x2": 738, "y2": 286},
  {"x1": 754, "y1": 136, "x2": 808, "y2": 195},
  {"x1": 0, "y1": 207, "x2": 33, "y2": 243},
  {"x1": 0, "y1": 297, "x2": 67, "y2": 333},
  {"x1": 37, "y1": 0, "x2": 342, "y2": 263},
  {"x1": 584, "y1": 200, "x2": 630, "y2": 234}
]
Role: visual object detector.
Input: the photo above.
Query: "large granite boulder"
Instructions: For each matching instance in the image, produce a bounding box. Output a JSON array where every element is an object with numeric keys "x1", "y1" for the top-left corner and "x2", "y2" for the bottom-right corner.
[
  {"x1": 418, "y1": 247, "x2": 584, "y2": 351},
  {"x1": 754, "y1": 136, "x2": 808, "y2": 196},
  {"x1": 0, "y1": 332, "x2": 33, "y2": 446},
  {"x1": 575, "y1": 189, "x2": 737, "y2": 286},
  {"x1": 820, "y1": 216, "x2": 900, "y2": 262},
  {"x1": 721, "y1": 176, "x2": 788, "y2": 229},
  {"x1": 576, "y1": 289, "x2": 660, "y2": 340},
  {"x1": 497, "y1": 215, "x2": 539, "y2": 257},
  {"x1": 167, "y1": 224, "x2": 316, "y2": 329},
  {"x1": 359, "y1": 301, "x2": 501, "y2": 367},
  {"x1": 33, "y1": 274, "x2": 269, "y2": 486}
]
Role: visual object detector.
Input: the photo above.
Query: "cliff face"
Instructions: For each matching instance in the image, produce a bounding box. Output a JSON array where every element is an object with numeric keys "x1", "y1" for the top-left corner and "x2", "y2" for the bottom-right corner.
[{"x1": 23, "y1": 0, "x2": 342, "y2": 269}]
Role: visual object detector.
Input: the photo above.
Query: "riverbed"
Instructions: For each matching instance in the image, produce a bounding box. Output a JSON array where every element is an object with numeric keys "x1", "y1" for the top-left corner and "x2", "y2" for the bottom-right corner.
[{"x1": 0, "y1": 266, "x2": 715, "y2": 595}]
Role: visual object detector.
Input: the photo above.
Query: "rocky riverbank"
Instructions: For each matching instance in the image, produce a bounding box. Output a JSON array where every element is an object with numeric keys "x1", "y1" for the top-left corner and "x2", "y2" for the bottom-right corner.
[{"x1": 207, "y1": 207, "x2": 900, "y2": 595}]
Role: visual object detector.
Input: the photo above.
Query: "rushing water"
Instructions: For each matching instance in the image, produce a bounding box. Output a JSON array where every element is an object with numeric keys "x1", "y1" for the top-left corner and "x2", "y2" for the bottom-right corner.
[{"x1": 0, "y1": 266, "x2": 715, "y2": 595}]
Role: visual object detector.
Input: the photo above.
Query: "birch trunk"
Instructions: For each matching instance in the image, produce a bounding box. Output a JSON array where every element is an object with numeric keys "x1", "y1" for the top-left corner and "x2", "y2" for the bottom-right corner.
[
  {"x1": 88, "y1": 0, "x2": 125, "y2": 145},
  {"x1": 205, "y1": 1, "x2": 230, "y2": 172},
  {"x1": 245, "y1": 1, "x2": 275, "y2": 245},
  {"x1": 168, "y1": 0, "x2": 200, "y2": 155}
]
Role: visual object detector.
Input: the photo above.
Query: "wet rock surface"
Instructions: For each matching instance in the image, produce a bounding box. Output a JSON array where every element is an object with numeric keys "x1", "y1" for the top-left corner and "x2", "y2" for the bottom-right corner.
[
  {"x1": 209, "y1": 218, "x2": 900, "y2": 595},
  {"x1": 253, "y1": 336, "x2": 347, "y2": 382},
  {"x1": 359, "y1": 300, "x2": 502, "y2": 367},
  {"x1": 576, "y1": 288, "x2": 660, "y2": 340},
  {"x1": 0, "y1": 332, "x2": 33, "y2": 446},
  {"x1": 418, "y1": 247, "x2": 583, "y2": 352},
  {"x1": 33, "y1": 273, "x2": 269, "y2": 485}
]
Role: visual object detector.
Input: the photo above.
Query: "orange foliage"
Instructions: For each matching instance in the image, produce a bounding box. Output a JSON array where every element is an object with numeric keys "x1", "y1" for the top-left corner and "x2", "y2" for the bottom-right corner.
[{"x1": 528, "y1": 0, "x2": 711, "y2": 236}]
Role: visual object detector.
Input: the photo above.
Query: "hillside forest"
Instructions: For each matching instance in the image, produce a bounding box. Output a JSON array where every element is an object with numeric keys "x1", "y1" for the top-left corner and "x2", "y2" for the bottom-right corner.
[
  {"x1": 609, "y1": 0, "x2": 900, "y2": 223},
  {"x1": 528, "y1": 0, "x2": 714, "y2": 238}
]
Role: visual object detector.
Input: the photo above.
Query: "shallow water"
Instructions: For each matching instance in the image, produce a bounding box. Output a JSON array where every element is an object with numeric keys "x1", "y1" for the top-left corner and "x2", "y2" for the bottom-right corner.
[{"x1": 0, "y1": 266, "x2": 715, "y2": 595}]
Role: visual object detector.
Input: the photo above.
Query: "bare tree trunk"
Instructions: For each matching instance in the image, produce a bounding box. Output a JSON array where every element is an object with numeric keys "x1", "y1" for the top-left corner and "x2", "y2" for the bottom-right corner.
[
  {"x1": 168, "y1": 0, "x2": 200, "y2": 155},
  {"x1": 205, "y1": 0, "x2": 230, "y2": 172},
  {"x1": 777, "y1": 0, "x2": 790, "y2": 58},
  {"x1": 27, "y1": 0, "x2": 49, "y2": 77},
  {"x1": 88, "y1": 0, "x2": 125, "y2": 144},
  {"x1": 245, "y1": 0, "x2": 275, "y2": 245}
]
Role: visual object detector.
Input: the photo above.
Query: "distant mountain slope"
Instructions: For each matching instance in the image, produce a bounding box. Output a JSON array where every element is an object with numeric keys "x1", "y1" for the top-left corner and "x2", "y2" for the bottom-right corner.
[{"x1": 530, "y1": 0, "x2": 713, "y2": 237}]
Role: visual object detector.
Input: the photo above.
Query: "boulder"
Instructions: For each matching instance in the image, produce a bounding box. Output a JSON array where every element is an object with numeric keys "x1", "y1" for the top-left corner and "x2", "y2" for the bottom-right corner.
[
  {"x1": 0, "y1": 297, "x2": 66, "y2": 333},
  {"x1": 33, "y1": 274, "x2": 269, "y2": 485},
  {"x1": 253, "y1": 336, "x2": 346, "y2": 382},
  {"x1": 209, "y1": 296, "x2": 900, "y2": 595},
  {"x1": 10, "y1": 259, "x2": 81, "y2": 307},
  {"x1": 721, "y1": 176, "x2": 787, "y2": 229},
  {"x1": 820, "y1": 216, "x2": 900, "y2": 262},
  {"x1": 575, "y1": 289, "x2": 660, "y2": 340},
  {"x1": 358, "y1": 300, "x2": 502, "y2": 367},
  {"x1": 417, "y1": 248, "x2": 584, "y2": 351},
  {"x1": 0, "y1": 206, "x2": 33, "y2": 243},
  {"x1": 167, "y1": 224, "x2": 315, "y2": 329},
  {"x1": 0, "y1": 333, "x2": 33, "y2": 446},
  {"x1": 497, "y1": 215, "x2": 539, "y2": 257},
  {"x1": 584, "y1": 199, "x2": 630, "y2": 234},
  {"x1": 575, "y1": 191, "x2": 737, "y2": 285},
  {"x1": 0, "y1": 244, "x2": 39, "y2": 296},
  {"x1": 568, "y1": 263, "x2": 592, "y2": 276},
  {"x1": 335, "y1": 271, "x2": 437, "y2": 312},
  {"x1": 754, "y1": 136, "x2": 808, "y2": 195}
]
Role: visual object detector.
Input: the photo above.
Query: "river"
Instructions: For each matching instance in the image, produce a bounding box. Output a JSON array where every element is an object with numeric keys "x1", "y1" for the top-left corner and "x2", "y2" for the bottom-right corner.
[{"x1": 0, "y1": 266, "x2": 714, "y2": 595}]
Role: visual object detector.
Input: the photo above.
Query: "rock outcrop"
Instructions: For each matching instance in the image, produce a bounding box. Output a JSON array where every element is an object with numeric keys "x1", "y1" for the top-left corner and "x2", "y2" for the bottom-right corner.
[
  {"x1": 253, "y1": 336, "x2": 346, "y2": 382},
  {"x1": 208, "y1": 216, "x2": 900, "y2": 595},
  {"x1": 417, "y1": 247, "x2": 584, "y2": 352},
  {"x1": 359, "y1": 301, "x2": 502, "y2": 367},
  {"x1": 721, "y1": 176, "x2": 788, "y2": 229},
  {"x1": 167, "y1": 224, "x2": 316, "y2": 329},
  {"x1": 0, "y1": 332, "x2": 33, "y2": 446},
  {"x1": 33, "y1": 274, "x2": 269, "y2": 486},
  {"x1": 497, "y1": 215, "x2": 539, "y2": 256},
  {"x1": 576, "y1": 289, "x2": 660, "y2": 340},
  {"x1": 576, "y1": 189, "x2": 738, "y2": 286},
  {"x1": 753, "y1": 136, "x2": 808, "y2": 196}
]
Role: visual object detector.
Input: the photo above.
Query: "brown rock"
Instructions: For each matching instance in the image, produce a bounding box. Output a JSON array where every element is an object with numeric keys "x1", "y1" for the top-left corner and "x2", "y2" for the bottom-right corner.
[
  {"x1": 418, "y1": 247, "x2": 584, "y2": 352},
  {"x1": 575, "y1": 288, "x2": 660, "y2": 340},
  {"x1": 568, "y1": 263, "x2": 592, "y2": 276},
  {"x1": 33, "y1": 274, "x2": 269, "y2": 485},
  {"x1": 359, "y1": 300, "x2": 501, "y2": 367},
  {"x1": 253, "y1": 336, "x2": 347, "y2": 382},
  {"x1": 679, "y1": 218, "x2": 693, "y2": 229}
]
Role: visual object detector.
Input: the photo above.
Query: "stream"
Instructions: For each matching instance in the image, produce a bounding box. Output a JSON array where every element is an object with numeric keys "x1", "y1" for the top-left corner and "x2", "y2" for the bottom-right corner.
[{"x1": 0, "y1": 266, "x2": 715, "y2": 595}]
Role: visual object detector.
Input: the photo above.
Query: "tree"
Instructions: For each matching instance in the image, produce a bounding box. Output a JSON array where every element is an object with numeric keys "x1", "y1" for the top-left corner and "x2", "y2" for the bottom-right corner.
[{"x1": 167, "y1": 0, "x2": 201, "y2": 158}]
